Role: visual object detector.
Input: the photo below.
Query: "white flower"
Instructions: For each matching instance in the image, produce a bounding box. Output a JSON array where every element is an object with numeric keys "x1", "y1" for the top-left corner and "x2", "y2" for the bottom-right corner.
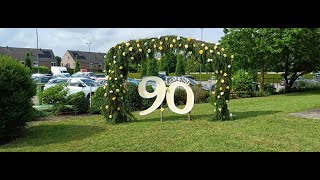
[
  {"x1": 109, "y1": 90, "x2": 113, "y2": 93},
  {"x1": 217, "y1": 52, "x2": 221, "y2": 55},
  {"x1": 214, "y1": 109, "x2": 216, "y2": 112},
  {"x1": 207, "y1": 59, "x2": 213, "y2": 62},
  {"x1": 214, "y1": 102, "x2": 217, "y2": 105},
  {"x1": 184, "y1": 45, "x2": 188, "y2": 49},
  {"x1": 158, "y1": 35, "x2": 161, "y2": 39},
  {"x1": 152, "y1": 39, "x2": 155, "y2": 42},
  {"x1": 103, "y1": 86, "x2": 106, "y2": 89},
  {"x1": 104, "y1": 55, "x2": 107, "y2": 58},
  {"x1": 126, "y1": 42, "x2": 130, "y2": 47},
  {"x1": 220, "y1": 92, "x2": 224, "y2": 95},
  {"x1": 210, "y1": 50, "x2": 213, "y2": 53},
  {"x1": 230, "y1": 113, "x2": 233, "y2": 118},
  {"x1": 231, "y1": 55, "x2": 234, "y2": 59},
  {"x1": 147, "y1": 49, "x2": 151, "y2": 53},
  {"x1": 104, "y1": 93, "x2": 107, "y2": 97},
  {"x1": 228, "y1": 65, "x2": 231, "y2": 68},
  {"x1": 226, "y1": 100, "x2": 229, "y2": 103},
  {"x1": 205, "y1": 46, "x2": 208, "y2": 50},
  {"x1": 113, "y1": 60, "x2": 116, "y2": 64},
  {"x1": 216, "y1": 42, "x2": 220, "y2": 45},
  {"x1": 122, "y1": 52, "x2": 126, "y2": 56},
  {"x1": 217, "y1": 95, "x2": 220, "y2": 99},
  {"x1": 177, "y1": 36, "x2": 180, "y2": 40},
  {"x1": 115, "y1": 78, "x2": 117, "y2": 80},
  {"x1": 144, "y1": 42, "x2": 148, "y2": 46},
  {"x1": 116, "y1": 89, "x2": 120, "y2": 92},
  {"x1": 201, "y1": 43, "x2": 205, "y2": 47}
]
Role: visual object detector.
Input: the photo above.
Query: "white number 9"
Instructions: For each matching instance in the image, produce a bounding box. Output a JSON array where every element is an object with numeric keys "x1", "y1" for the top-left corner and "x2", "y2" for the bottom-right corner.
[{"x1": 138, "y1": 76, "x2": 166, "y2": 116}]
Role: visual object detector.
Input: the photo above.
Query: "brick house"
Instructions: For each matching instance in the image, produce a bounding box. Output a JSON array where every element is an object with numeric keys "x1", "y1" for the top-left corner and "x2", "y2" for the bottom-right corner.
[
  {"x1": 0, "y1": 46, "x2": 56, "y2": 69},
  {"x1": 61, "y1": 50, "x2": 106, "y2": 72}
]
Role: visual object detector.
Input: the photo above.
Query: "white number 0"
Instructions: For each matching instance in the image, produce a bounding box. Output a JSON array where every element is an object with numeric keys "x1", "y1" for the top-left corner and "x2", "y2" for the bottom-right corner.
[{"x1": 138, "y1": 76, "x2": 194, "y2": 115}]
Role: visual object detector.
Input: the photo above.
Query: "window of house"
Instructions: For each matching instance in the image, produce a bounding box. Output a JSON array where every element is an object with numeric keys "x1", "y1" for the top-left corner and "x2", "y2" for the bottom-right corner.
[{"x1": 51, "y1": 62, "x2": 56, "y2": 66}]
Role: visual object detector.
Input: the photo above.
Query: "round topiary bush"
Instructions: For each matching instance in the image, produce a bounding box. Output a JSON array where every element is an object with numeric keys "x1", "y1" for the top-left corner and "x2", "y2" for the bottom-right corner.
[{"x1": 0, "y1": 55, "x2": 36, "y2": 144}]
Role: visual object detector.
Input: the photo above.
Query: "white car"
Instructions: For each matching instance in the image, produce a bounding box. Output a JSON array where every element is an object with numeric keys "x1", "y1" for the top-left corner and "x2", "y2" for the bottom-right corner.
[
  {"x1": 44, "y1": 78, "x2": 70, "y2": 90},
  {"x1": 66, "y1": 78, "x2": 99, "y2": 100}
]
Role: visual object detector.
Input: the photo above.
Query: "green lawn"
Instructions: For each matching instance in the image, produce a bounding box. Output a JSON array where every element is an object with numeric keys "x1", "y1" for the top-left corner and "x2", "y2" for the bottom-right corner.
[{"x1": 2, "y1": 91, "x2": 320, "y2": 152}]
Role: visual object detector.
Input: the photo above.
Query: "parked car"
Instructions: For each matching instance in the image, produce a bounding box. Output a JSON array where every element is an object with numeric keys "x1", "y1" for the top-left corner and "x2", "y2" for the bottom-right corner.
[
  {"x1": 44, "y1": 78, "x2": 70, "y2": 90},
  {"x1": 95, "y1": 73, "x2": 106, "y2": 78},
  {"x1": 71, "y1": 72, "x2": 97, "y2": 80},
  {"x1": 66, "y1": 78, "x2": 99, "y2": 100},
  {"x1": 127, "y1": 78, "x2": 141, "y2": 86},
  {"x1": 31, "y1": 73, "x2": 53, "y2": 83},
  {"x1": 182, "y1": 75, "x2": 195, "y2": 80},
  {"x1": 207, "y1": 76, "x2": 216, "y2": 91},
  {"x1": 95, "y1": 77, "x2": 107, "y2": 86}
]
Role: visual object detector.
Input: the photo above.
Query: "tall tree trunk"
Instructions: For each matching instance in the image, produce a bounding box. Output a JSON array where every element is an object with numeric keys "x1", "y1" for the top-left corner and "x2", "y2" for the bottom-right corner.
[{"x1": 260, "y1": 63, "x2": 265, "y2": 93}]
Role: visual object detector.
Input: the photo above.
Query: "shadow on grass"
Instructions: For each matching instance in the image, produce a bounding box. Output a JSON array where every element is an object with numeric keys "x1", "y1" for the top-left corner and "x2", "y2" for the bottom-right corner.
[
  {"x1": 134, "y1": 110, "x2": 282, "y2": 123},
  {"x1": 8, "y1": 124, "x2": 106, "y2": 147}
]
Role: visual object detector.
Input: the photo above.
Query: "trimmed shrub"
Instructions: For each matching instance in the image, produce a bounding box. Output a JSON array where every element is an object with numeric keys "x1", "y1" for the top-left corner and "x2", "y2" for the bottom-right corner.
[
  {"x1": 125, "y1": 83, "x2": 155, "y2": 111},
  {"x1": 67, "y1": 92, "x2": 89, "y2": 114},
  {"x1": 192, "y1": 84, "x2": 210, "y2": 103},
  {"x1": 90, "y1": 87, "x2": 105, "y2": 114},
  {"x1": 32, "y1": 66, "x2": 50, "y2": 74},
  {"x1": 0, "y1": 55, "x2": 36, "y2": 144},
  {"x1": 40, "y1": 84, "x2": 69, "y2": 114}
]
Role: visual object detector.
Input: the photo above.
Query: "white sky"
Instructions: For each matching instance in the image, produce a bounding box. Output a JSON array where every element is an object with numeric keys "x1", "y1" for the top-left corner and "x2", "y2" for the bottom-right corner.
[{"x1": 0, "y1": 28, "x2": 224, "y2": 57}]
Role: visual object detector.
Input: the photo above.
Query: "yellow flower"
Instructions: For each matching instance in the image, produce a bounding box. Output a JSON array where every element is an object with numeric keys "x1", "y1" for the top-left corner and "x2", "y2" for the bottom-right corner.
[
  {"x1": 117, "y1": 107, "x2": 121, "y2": 111},
  {"x1": 220, "y1": 70, "x2": 223, "y2": 74},
  {"x1": 119, "y1": 66, "x2": 123, "y2": 70},
  {"x1": 118, "y1": 46, "x2": 121, "y2": 49},
  {"x1": 126, "y1": 43, "x2": 130, "y2": 47},
  {"x1": 158, "y1": 58, "x2": 161, "y2": 61},
  {"x1": 122, "y1": 52, "x2": 126, "y2": 56},
  {"x1": 179, "y1": 44, "x2": 182, "y2": 47},
  {"x1": 226, "y1": 86, "x2": 230, "y2": 90},
  {"x1": 214, "y1": 45, "x2": 218, "y2": 50},
  {"x1": 116, "y1": 89, "x2": 120, "y2": 92},
  {"x1": 123, "y1": 90, "x2": 126, "y2": 93},
  {"x1": 184, "y1": 45, "x2": 188, "y2": 49},
  {"x1": 231, "y1": 55, "x2": 234, "y2": 59},
  {"x1": 139, "y1": 48, "x2": 142, "y2": 52},
  {"x1": 193, "y1": 44, "x2": 196, "y2": 47},
  {"x1": 221, "y1": 48, "x2": 225, "y2": 51},
  {"x1": 215, "y1": 70, "x2": 218, "y2": 74},
  {"x1": 217, "y1": 52, "x2": 221, "y2": 55},
  {"x1": 160, "y1": 108, "x2": 164, "y2": 112},
  {"x1": 201, "y1": 43, "x2": 205, "y2": 47},
  {"x1": 131, "y1": 57, "x2": 134, "y2": 60},
  {"x1": 105, "y1": 105, "x2": 109, "y2": 109},
  {"x1": 223, "y1": 73, "x2": 227, "y2": 76},
  {"x1": 100, "y1": 107, "x2": 102, "y2": 110},
  {"x1": 154, "y1": 45, "x2": 156, "y2": 48},
  {"x1": 108, "y1": 77, "x2": 112, "y2": 80},
  {"x1": 152, "y1": 39, "x2": 155, "y2": 42},
  {"x1": 104, "y1": 93, "x2": 107, "y2": 97},
  {"x1": 205, "y1": 46, "x2": 208, "y2": 50},
  {"x1": 187, "y1": 38, "x2": 191, "y2": 42},
  {"x1": 215, "y1": 80, "x2": 218, "y2": 83},
  {"x1": 109, "y1": 63, "x2": 111, "y2": 66},
  {"x1": 113, "y1": 60, "x2": 116, "y2": 64},
  {"x1": 113, "y1": 45, "x2": 116, "y2": 49},
  {"x1": 108, "y1": 70, "x2": 111, "y2": 73},
  {"x1": 120, "y1": 74, "x2": 123, "y2": 78},
  {"x1": 129, "y1": 47, "x2": 133, "y2": 52},
  {"x1": 136, "y1": 39, "x2": 139, "y2": 43},
  {"x1": 223, "y1": 54, "x2": 227, "y2": 58},
  {"x1": 137, "y1": 44, "x2": 140, "y2": 48},
  {"x1": 147, "y1": 49, "x2": 151, "y2": 53},
  {"x1": 158, "y1": 46, "x2": 163, "y2": 51},
  {"x1": 210, "y1": 50, "x2": 213, "y2": 53},
  {"x1": 218, "y1": 108, "x2": 222, "y2": 112},
  {"x1": 111, "y1": 70, "x2": 114, "y2": 74},
  {"x1": 172, "y1": 39, "x2": 176, "y2": 43},
  {"x1": 199, "y1": 50, "x2": 204, "y2": 55},
  {"x1": 112, "y1": 97, "x2": 116, "y2": 101},
  {"x1": 165, "y1": 37, "x2": 168, "y2": 41},
  {"x1": 220, "y1": 87, "x2": 223, "y2": 91},
  {"x1": 109, "y1": 115, "x2": 112, "y2": 119},
  {"x1": 160, "y1": 41, "x2": 163, "y2": 45},
  {"x1": 221, "y1": 79, "x2": 225, "y2": 83},
  {"x1": 220, "y1": 92, "x2": 224, "y2": 95},
  {"x1": 188, "y1": 51, "x2": 192, "y2": 55},
  {"x1": 170, "y1": 44, "x2": 173, "y2": 48},
  {"x1": 212, "y1": 91, "x2": 215, "y2": 94}
]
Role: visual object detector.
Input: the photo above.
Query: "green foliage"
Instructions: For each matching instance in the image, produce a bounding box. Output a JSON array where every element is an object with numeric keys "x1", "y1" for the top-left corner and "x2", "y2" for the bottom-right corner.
[
  {"x1": 40, "y1": 84, "x2": 68, "y2": 114},
  {"x1": 146, "y1": 58, "x2": 158, "y2": 76},
  {"x1": 186, "y1": 57, "x2": 198, "y2": 73},
  {"x1": 0, "y1": 55, "x2": 36, "y2": 144},
  {"x1": 233, "y1": 69, "x2": 254, "y2": 92},
  {"x1": 205, "y1": 61, "x2": 214, "y2": 73},
  {"x1": 175, "y1": 54, "x2": 186, "y2": 76},
  {"x1": 25, "y1": 52, "x2": 32, "y2": 70},
  {"x1": 67, "y1": 92, "x2": 89, "y2": 114},
  {"x1": 104, "y1": 35, "x2": 233, "y2": 123},
  {"x1": 158, "y1": 55, "x2": 169, "y2": 73},
  {"x1": 90, "y1": 87, "x2": 105, "y2": 114},
  {"x1": 74, "y1": 56, "x2": 80, "y2": 73},
  {"x1": 32, "y1": 66, "x2": 50, "y2": 74},
  {"x1": 140, "y1": 61, "x2": 147, "y2": 78},
  {"x1": 192, "y1": 84, "x2": 210, "y2": 103},
  {"x1": 128, "y1": 73, "x2": 141, "y2": 79},
  {"x1": 55, "y1": 56, "x2": 61, "y2": 66}
]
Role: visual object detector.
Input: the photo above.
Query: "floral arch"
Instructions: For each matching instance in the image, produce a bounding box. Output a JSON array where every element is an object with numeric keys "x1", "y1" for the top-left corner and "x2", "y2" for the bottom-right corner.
[{"x1": 102, "y1": 35, "x2": 234, "y2": 124}]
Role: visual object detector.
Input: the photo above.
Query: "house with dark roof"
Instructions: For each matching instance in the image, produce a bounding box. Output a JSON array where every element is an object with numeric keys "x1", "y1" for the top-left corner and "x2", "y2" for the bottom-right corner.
[
  {"x1": 0, "y1": 46, "x2": 56, "y2": 69},
  {"x1": 61, "y1": 50, "x2": 106, "y2": 72}
]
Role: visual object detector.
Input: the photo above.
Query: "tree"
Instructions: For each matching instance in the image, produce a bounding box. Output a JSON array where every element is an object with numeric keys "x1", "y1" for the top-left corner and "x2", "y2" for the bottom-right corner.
[
  {"x1": 25, "y1": 52, "x2": 32, "y2": 70},
  {"x1": 55, "y1": 56, "x2": 61, "y2": 66},
  {"x1": 186, "y1": 57, "x2": 197, "y2": 74},
  {"x1": 146, "y1": 58, "x2": 158, "y2": 76},
  {"x1": 158, "y1": 54, "x2": 169, "y2": 73},
  {"x1": 221, "y1": 28, "x2": 279, "y2": 93},
  {"x1": 175, "y1": 54, "x2": 185, "y2": 76},
  {"x1": 74, "y1": 55, "x2": 80, "y2": 73},
  {"x1": 205, "y1": 61, "x2": 214, "y2": 74},
  {"x1": 140, "y1": 61, "x2": 147, "y2": 78}
]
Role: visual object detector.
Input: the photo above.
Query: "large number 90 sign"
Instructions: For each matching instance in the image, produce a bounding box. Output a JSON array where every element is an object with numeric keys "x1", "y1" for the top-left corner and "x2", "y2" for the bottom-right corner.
[{"x1": 138, "y1": 76, "x2": 194, "y2": 115}]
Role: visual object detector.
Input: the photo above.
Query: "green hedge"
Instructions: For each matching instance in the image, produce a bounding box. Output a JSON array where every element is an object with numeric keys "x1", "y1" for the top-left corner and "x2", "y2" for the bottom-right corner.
[
  {"x1": 32, "y1": 66, "x2": 50, "y2": 74},
  {"x1": 67, "y1": 92, "x2": 89, "y2": 114},
  {"x1": 0, "y1": 55, "x2": 36, "y2": 144}
]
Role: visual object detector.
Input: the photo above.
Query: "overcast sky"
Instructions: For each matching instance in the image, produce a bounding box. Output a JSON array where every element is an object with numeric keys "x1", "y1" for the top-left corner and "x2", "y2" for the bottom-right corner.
[{"x1": 0, "y1": 28, "x2": 225, "y2": 57}]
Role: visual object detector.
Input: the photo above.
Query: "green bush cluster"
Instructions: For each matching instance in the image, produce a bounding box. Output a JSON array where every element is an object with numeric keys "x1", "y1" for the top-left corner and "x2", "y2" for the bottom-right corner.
[{"x1": 0, "y1": 55, "x2": 36, "y2": 144}]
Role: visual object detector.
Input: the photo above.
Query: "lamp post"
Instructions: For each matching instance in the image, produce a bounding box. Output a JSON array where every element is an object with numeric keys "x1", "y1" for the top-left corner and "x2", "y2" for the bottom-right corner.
[
  {"x1": 36, "y1": 28, "x2": 39, "y2": 73},
  {"x1": 200, "y1": 28, "x2": 204, "y2": 85},
  {"x1": 86, "y1": 42, "x2": 92, "y2": 72}
]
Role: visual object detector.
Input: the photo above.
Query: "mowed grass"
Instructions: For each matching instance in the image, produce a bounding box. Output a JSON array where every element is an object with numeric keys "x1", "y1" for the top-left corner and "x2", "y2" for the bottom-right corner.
[{"x1": 2, "y1": 91, "x2": 320, "y2": 152}]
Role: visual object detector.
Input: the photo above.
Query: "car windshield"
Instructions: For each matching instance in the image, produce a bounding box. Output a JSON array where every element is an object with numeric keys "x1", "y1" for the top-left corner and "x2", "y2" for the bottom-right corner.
[
  {"x1": 72, "y1": 73, "x2": 84, "y2": 77},
  {"x1": 81, "y1": 79, "x2": 97, "y2": 86}
]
